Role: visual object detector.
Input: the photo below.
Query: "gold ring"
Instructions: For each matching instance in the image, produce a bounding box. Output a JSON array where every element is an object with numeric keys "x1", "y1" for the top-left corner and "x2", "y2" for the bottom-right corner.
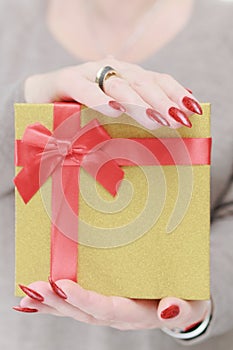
[{"x1": 95, "y1": 65, "x2": 122, "y2": 92}]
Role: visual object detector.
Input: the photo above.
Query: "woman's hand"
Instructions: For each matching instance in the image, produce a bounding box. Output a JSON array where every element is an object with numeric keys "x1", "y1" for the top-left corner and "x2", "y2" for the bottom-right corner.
[
  {"x1": 14, "y1": 279, "x2": 210, "y2": 332},
  {"x1": 24, "y1": 57, "x2": 202, "y2": 130},
  {"x1": 21, "y1": 57, "x2": 206, "y2": 330}
]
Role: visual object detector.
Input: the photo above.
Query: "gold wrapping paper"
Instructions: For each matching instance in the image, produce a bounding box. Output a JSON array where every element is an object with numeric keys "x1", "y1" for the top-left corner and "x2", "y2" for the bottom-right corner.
[{"x1": 15, "y1": 103, "x2": 211, "y2": 300}]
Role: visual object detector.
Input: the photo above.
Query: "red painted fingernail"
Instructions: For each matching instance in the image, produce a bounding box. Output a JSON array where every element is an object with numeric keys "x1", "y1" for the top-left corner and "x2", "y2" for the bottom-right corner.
[
  {"x1": 186, "y1": 88, "x2": 193, "y2": 94},
  {"x1": 18, "y1": 284, "x2": 44, "y2": 302},
  {"x1": 146, "y1": 108, "x2": 170, "y2": 126},
  {"x1": 160, "y1": 305, "x2": 180, "y2": 319},
  {"x1": 184, "y1": 320, "x2": 203, "y2": 332},
  {"x1": 182, "y1": 96, "x2": 203, "y2": 115},
  {"x1": 108, "y1": 100, "x2": 126, "y2": 113},
  {"x1": 12, "y1": 306, "x2": 38, "y2": 313},
  {"x1": 48, "y1": 276, "x2": 67, "y2": 299},
  {"x1": 168, "y1": 107, "x2": 192, "y2": 128}
]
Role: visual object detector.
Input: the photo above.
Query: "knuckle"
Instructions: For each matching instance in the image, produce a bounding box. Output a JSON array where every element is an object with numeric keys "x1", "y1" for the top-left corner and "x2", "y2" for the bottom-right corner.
[
  {"x1": 159, "y1": 96, "x2": 169, "y2": 105},
  {"x1": 159, "y1": 73, "x2": 173, "y2": 82},
  {"x1": 150, "y1": 71, "x2": 161, "y2": 81},
  {"x1": 130, "y1": 78, "x2": 148, "y2": 89},
  {"x1": 105, "y1": 76, "x2": 128, "y2": 93}
]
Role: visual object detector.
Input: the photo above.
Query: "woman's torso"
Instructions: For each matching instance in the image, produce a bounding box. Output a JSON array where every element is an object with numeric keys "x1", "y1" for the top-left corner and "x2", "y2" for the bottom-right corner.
[{"x1": 0, "y1": 1, "x2": 233, "y2": 349}]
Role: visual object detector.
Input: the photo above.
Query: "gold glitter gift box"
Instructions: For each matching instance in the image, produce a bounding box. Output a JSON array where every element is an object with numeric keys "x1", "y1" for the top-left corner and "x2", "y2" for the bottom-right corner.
[{"x1": 14, "y1": 102, "x2": 211, "y2": 300}]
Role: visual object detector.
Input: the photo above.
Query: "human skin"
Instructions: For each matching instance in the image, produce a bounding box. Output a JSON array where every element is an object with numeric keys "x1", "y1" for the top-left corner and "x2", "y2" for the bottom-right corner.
[
  {"x1": 13, "y1": 0, "x2": 211, "y2": 332},
  {"x1": 47, "y1": 0, "x2": 194, "y2": 63},
  {"x1": 16, "y1": 279, "x2": 210, "y2": 331}
]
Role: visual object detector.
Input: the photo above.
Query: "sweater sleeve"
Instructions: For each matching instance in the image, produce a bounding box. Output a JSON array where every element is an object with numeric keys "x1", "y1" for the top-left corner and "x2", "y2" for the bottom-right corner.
[
  {"x1": 174, "y1": 174, "x2": 233, "y2": 346},
  {"x1": 0, "y1": 78, "x2": 26, "y2": 197}
]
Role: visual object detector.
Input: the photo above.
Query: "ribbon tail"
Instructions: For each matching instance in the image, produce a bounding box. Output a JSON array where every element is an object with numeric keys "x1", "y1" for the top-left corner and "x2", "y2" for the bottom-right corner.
[
  {"x1": 50, "y1": 159, "x2": 79, "y2": 282},
  {"x1": 15, "y1": 150, "x2": 64, "y2": 204},
  {"x1": 14, "y1": 163, "x2": 42, "y2": 204},
  {"x1": 82, "y1": 150, "x2": 124, "y2": 197},
  {"x1": 14, "y1": 139, "x2": 49, "y2": 203}
]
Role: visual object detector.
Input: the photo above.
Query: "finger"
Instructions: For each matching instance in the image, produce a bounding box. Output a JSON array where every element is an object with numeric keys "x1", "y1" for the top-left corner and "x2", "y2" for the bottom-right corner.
[
  {"x1": 157, "y1": 297, "x2": 208, "y2": 329},
  {"x1": 20, "y1": 293, "x2": 110, "y2": 326},
  {"x1": 19, "y1": 296, "x2": 63, "y2": 316},
  {"x1": 123, "y1": 72, "x2": 192, "y2": 129},
  {"x1": 56, "y1": 279, "x2": 160, "y2": 325},
  {"x1": 57, "y1": 70, "x2": 126, "y2": 118},
  {"x1": 102, "y1": 76, "x2": 166, "y2": 130},
  {"x1": 26, "y1": 281, "x2": 103, "y2": 325},
  {"x1": 83, "y1": 57, "x2": 145, "y2": 82},
  {"x1": 83, "y1": 59, "x2": 173, "y2": 130},
  {"x1": 17, "y1": 294, "x2": 156, "y2": 330},
  {"x1": 154, "y1": 73, "x2": 203, "y2": 115}
]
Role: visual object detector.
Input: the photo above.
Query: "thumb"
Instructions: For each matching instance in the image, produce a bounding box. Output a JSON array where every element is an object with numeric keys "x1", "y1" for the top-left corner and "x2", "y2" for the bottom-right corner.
[{"x1": 157, "y1": 297, "x2": 208, "y2": 330}]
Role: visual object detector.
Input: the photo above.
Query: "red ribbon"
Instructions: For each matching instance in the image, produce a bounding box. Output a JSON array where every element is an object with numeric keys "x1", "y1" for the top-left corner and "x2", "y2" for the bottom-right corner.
[
  {"x1": 14, "y1": 108, "x2": 124, "y2": 204},
  {"x1": 14, "y1": 102, "x2": 211, "y2": 282}
]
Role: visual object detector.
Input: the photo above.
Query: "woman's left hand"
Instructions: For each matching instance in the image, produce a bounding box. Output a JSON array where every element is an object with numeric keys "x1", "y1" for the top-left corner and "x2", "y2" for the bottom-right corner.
[{"x1": 14, "y1": 279, "x2": 210, "y2": 332}]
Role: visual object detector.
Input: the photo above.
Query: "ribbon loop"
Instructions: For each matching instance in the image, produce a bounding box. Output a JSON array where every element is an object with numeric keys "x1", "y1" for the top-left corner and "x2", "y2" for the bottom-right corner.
[{"x1": 14, "y1": 117, "x2": 124, "y2": 204}]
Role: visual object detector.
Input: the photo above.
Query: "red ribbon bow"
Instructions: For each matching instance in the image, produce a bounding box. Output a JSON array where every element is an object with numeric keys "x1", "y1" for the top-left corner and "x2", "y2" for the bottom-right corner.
[{"x1": 14, "y1": 116, "x2": 124, "y2": 204}]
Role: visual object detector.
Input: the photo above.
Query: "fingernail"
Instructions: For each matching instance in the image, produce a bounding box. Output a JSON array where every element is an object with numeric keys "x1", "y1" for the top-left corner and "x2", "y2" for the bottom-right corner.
[
  {"x1": 146, "y1": 108, "x2": 170, "y2": 126},
  {"x1": 168, "y1": 107, "x2": 192, "y2": 128},
  {"x1": 12, "y1": 306, "x2": 38, "y2": 313},
  {"x1": 186, "y1": 88, "x2": 193, "y2": 94},
  {"x1": 160, "y1": 305, "x2": 180, "y2": 319},
  {"x1": 182, "y1": 96, "x2": 203, "y2": 115},
  {"x1": 18, "y1": 284, "x2": 44, "y2": 302},
  {"x1": 48, "y1": 276, "x2": 67, "y2": 299},
  {"x1": 108, "y1": 100, "x2": 126, "y2": 113},
  {"x1": 184, "y1": 320, "x2": 203, "y2": 332}
]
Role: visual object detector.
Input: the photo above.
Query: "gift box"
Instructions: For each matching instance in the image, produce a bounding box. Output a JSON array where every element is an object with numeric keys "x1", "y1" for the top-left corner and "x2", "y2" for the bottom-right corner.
[{"x1": 14, "y1": 102, "x2": 211, "y2": 300}]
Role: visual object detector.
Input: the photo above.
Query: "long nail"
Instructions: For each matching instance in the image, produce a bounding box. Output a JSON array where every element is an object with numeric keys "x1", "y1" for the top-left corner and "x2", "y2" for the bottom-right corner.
[
  {"x1": 161, "y1": 305, "x2": 180, "y2": 319},
  {"x1": 108, "y1": 100, "x2": 126, "y2": 113},
  {"x1": 168, "y1": 107, "x2": 192, "y2": 128},
  {"x1": 48, "y1": 276, "x2": 67, "y2": 299},
  {"x1": 182, "y1": 96, "x2": 203, "y2": 115},
  {"x1": 186, "y1": 88, "x2": 193, "y2": 94},
  {"x1": 12, "y1": 306, "x2": 38, "y2": 313},
  {"x1": 18, "y1": 284, "x2": 44, "y2": 302},
  {"x1": 146, "y1": 108, "x2": 170, "y2": 126}
]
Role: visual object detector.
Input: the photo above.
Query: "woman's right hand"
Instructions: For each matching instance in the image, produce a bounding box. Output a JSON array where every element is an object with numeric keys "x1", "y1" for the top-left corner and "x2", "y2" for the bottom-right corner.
[{"x1": 24, "y1": 57, "x2": 203, "y2": 130}]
